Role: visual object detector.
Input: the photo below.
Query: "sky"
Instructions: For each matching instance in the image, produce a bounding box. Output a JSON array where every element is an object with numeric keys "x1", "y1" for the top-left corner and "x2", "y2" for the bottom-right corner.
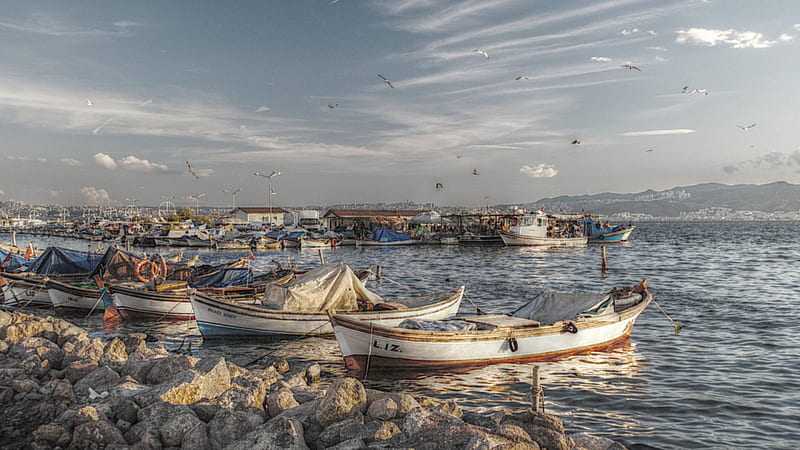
[{"x1": 0, "y1": 0, "x2": 799, "y2": 209}]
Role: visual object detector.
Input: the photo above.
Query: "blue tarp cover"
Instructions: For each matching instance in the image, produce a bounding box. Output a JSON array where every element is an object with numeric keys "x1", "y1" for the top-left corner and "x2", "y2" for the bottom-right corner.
[
  {"x1": 190, "y1": 267, "x2": 253, "y2": 288},
  {"x1": 27, "y1": 247, "x2": 105, "y2": 275},
  {"x1": 0, "y1": 249, "x2": 34, "y2": 273},
  {"x1": 370, "y1": 227, "x2": 411, "y2": 242}
]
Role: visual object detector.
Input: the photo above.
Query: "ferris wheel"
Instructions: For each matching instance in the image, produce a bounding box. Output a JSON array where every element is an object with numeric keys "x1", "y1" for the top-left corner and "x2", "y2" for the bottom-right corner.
[{"x1": 159, "y1": 195, "x2": 177, "y2": 217}]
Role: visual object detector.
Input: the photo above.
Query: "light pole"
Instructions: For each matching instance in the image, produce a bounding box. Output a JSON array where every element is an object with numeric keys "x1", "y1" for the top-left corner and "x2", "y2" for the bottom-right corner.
[
  {"x1": 187, "y1": 193, "x2": 206, "y2": 216},
  {"x1": 254, "y1": 171, "x2": 280, "y2": 225},
  {"x1": 223, "y1": 188, "x2": 241, "y2": 210}
]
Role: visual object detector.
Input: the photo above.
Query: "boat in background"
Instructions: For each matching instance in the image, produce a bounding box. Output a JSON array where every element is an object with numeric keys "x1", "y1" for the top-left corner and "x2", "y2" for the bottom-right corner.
[
  {"x1": 498, "y1": 210, "x2": 587, "y2": 247},
  {"x1": 330, "y1": 280, "x2": 651, "y2": 372},
  {"x1": 580, "y1": 217, "x2": 635, "y2": 243},
  {"x1": 356, "y1": 227, "x2": 421, "y2": 246}
]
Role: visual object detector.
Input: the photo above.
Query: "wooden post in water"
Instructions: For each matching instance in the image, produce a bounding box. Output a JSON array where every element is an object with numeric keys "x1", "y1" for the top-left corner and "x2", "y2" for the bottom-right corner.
[
  {"x1": 600, "y1": 245, "x2": 608, "y2": 273},
  {"x1": 531, "y1": 366, "x2": 542, "y2": 413},
  {"x1": 376, "y1": 265, "x2": 382, "y2": 280},
  {"x1": 11, "y1": 230, "x2": 16, "y2": 247},
  {"x1": 317, "y1": 249, "x2": 325, "y2": 265}
]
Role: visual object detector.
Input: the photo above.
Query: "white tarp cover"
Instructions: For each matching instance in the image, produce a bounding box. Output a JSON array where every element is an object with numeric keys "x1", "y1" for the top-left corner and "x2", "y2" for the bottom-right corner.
[{"x1": 262, "y1": 263, "x2": 383, "y2": 312}]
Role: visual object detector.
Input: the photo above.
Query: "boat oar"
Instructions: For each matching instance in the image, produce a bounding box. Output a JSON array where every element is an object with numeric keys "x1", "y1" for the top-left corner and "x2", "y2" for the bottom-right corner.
[{"x1": 652, "y1": 298, "x2": 681, "y2": 333}]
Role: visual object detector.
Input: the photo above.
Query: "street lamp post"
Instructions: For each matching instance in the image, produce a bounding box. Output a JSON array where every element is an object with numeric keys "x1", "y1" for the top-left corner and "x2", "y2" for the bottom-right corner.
[
  {"x1": 187, "y1": 193, "x2": 206, "y2": 216},
  {"x1": 223, "y1": 188, "x2": 241, "y2": 210},
  {"x1": 253, "y1": 171, "x2": 280, "y2": 225}
]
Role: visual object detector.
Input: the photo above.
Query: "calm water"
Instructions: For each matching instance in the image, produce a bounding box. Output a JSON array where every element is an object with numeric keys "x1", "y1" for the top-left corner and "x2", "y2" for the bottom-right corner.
[{"x1": 4, "y1": 221, "x2": 799, "y2": 449}]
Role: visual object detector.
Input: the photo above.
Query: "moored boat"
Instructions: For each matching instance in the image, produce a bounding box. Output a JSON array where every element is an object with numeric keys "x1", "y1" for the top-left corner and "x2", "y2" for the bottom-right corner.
[
  {"x1": 330, "y1": 280, "x2": 651, "y2": 371},
  {"x1": 190, "y1": 263, "x2": 463, "y2": 337},
  {"x1": 356, "y1": 228, "x2": 421, "y2": 246},
  {"x1": 498, "y1": 211, "x2": 587, "y2": 247},
  {"x1": 580, "y1": 217, "x2": 635, "y2": 243}
]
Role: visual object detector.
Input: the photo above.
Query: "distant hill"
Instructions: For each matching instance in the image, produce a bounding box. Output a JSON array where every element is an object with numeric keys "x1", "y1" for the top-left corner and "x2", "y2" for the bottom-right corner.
[{"x1": 504, "y1": 181, "x2": 800, "y2": 218}]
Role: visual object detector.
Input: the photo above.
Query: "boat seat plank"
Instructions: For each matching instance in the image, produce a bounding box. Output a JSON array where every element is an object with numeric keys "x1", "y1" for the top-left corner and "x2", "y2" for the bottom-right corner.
[{"x1": 459, "y1": 314, "x2": 540, "y2": 329}]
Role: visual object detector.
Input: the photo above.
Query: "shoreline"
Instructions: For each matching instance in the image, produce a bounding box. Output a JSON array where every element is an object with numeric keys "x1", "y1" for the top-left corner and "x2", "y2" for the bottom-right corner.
[{"x1": 0, "y1": 308, "x2": 632, "y2": 449}]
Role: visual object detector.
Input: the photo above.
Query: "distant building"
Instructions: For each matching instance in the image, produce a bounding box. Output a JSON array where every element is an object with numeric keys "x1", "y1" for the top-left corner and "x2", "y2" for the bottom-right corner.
[
  {"x1": 231, "y1": 207, "x2": 290, "y2": 226},
  {"x1": 323, "y1": 209, "x2": 427, "y2": 231}
]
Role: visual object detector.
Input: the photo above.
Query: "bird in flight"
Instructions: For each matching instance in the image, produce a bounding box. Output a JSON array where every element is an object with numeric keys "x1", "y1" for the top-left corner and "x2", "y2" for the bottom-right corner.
[
  {"x1": 515, "y1": 75, "x2": 529, "y2": 81},
  {"x1": 472, "y1": 49, "x2": 490, "y2": 59},
  {"x1": 435, "y1": 182, "x2": 444, "y2": 190},
  {"x1": 645, "y1": 149, "x2": 655, "y2": 152},
  {"x1": 692, "y1": 89, "x2": 708, "y2": 95},
  {"x1": 621, "y1": 63, "x2": 641, "y2": 71},
  {"x1": 681, "y1": 86, "x2": 690, "y2": 93},
  {"x1": 737, "y1": 124, "x2": 756, "y2": 131},
  {"x1": 473, "y1": 169, "x2": 480, "y2": 175},
  {"x1": 377, "y1": 74, "x2": 394, "y2": 88},
  {"x1": 186, "y1": 161, "x2": 200, "y2": 179},
  {"x1": 86, "y1": 98, "x2": 94, "y2": 106},
  {"x1": 571, "y1": 139, "x2": 581, "y2": 145},
  {"x1": 456, "y1": 155, "x2": 463, "y2": 159},
  {"x1": 327, "y1": 104, "x2": 339, "y2": 109}
]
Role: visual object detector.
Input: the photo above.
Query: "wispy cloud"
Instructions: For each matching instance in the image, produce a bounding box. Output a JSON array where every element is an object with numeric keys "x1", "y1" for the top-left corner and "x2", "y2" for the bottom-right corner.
[
  {"x1": 726, "y1": 150, "x2": 800, "y2": 174},
  {"x1": 520, "y1": 164, "x2": 558, "y2": 178},
  {"x1": 255, "y1": 106, "x2": 270, "y2": 113},
  {"x1": 81, "y1": 187, "x2": 111, "y2": 204},
  {"x1": 0, "y1": 13, "x2": 136, "y2": 37},
  {"x1": 92, "y1": 118, "x2": 113, "y2": 135},
  {"x1": 60, "y1": 158, "x2": 81, "y2": 166},
  {"x1": 591, "y1": 56, "x2": 612, "y2": 62},
  {"x1": 675, "y1": 27, "x2": 784, "y2": 48},
  {"x1": 6, "y1": 155, "x2": 47, "y2": 163},
  {"x1": 619, "y1": 129, "x2": 696, "y2": 136}
]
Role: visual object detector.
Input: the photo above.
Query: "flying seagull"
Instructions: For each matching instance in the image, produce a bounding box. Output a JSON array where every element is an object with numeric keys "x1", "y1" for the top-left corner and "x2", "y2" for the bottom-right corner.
[
  {"x1": 692, "y1": 89, "x2": 708, "y2": 95},
  {"x1": 377, "y1": 74, "x2": 394, "y2": 88},
  {"x1": 737, "y1": 124, "x2": 756, "y2": 131},
  {"x1": 86, "y1": 98, "x2": 94, "y2": 106},
  {"x1": 473, "y1": 169, "x2": 480, "y2": 175},
  {"x1": 515, "y1": 75, "x2": 529, "y2": 81},
  {"x1": 327, "y1": 104, "x2": 339, "y2": 109},
  {"x1": 472, "y1": 48, "x2": 490, "y2": 59},
  {"x1": 621, "y1": 63, "x2": 641, "y2": 71},
  {"x1": 646, "y1": 149, "x2": 655, "y2": 152},
  {"x1": 186, "y1": 161, "x2": 200, "y2": 179},
  {"x1": 571, "y1": 139, "x2": 581, "y2": 145},
  {"x1": 435, "y1": 182, "x2": 444, "y2": 190},
  {"x1": 456, "y1": 155, "x2": 463, "y2": 159},
  {"x1": 681, "y1": 86, "x2": 690, "y2": 93}
]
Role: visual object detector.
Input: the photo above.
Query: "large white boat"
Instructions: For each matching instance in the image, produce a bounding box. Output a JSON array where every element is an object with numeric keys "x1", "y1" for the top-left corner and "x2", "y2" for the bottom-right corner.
[{"x1": 498, "y1": 211, "x2": 587, "y2": 247}]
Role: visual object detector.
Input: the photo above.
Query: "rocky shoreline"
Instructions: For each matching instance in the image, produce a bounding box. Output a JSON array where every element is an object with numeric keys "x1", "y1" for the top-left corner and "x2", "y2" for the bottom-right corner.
[{"x1": 0, "y1": 309, "x2": 629, "y2": 449}]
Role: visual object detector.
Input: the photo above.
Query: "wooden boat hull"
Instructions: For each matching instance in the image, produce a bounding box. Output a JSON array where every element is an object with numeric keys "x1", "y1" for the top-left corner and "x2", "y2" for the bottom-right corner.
[
  {"x1": 330, "y1": 289, "x2": 650, "y2": 370},
  {"x1": 2, "y1": 278, "x2": 52, "y2": 306},
  {"x1": 299, "y1": 237, "x2": 336, "y2": 249},
  {"x1": 588, "y1": 227, "x2": 635, "y2": 243},
  {"x1": 498, "y1": 230, "x2": 587, "y2": 247},
  {"x1": 190, "y1": 286, "x2": 464, "y2": 337},
  {"x1": 355, "y1": 239, "x2": 421, "y2": 246},
  {"x1": 108, "y1": 285, "x2": 194, "y2": 320},
  {"x1": 47, "y1": 280, "x2": 103, "y2": 313}
]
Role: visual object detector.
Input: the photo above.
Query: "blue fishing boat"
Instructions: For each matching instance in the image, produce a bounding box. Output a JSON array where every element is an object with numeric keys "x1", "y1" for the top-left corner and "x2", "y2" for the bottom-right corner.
[{"x1": 580, "y1": 217, "x2": 635, "y2": 243}]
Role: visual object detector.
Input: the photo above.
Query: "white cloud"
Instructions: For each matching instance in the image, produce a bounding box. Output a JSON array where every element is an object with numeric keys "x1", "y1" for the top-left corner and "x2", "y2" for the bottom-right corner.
[
  {"x1": 6, "y1": 155, "x2": 47, "y2": 163},
  {"x1": 94, "y1": 153, "x2": 118, "y2": 169},
  {"x1": 255, "y1": 106, "x2": 270, "y2": 112},
  {"x1": 619, "y1": 129, "x2": 696, "y2": 137},
  {"x1": 60, "y1": 158, "x2": 81, "y2": 166},
  {"x1": 0, "y1": 189, "x2": 4, "y2": 195},
  {"x1": 591, "y1": 56, "x2": 612, "y2": 62},
  {"x1": 81, "y1": 187, "x2": 111, "y2": 204},
  {"x1": 619, "y1": 28, "x2": 639, "y2": 35},
  {"x1": 675, "y1": 28, "x2": 778, "y2": 48},
  {"x1": 118, "y1": 155, "x2": 169, "y2": 172},
  {"x1": 778, "y1": 33, "x2": 794, "y2": 42},
  {"x1": 520, "y1": 164, "x2": 558, "y2": 178}
]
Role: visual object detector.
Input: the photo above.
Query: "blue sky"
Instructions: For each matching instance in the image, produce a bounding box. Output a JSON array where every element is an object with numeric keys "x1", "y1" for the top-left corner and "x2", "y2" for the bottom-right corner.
[{"x1": 0, "y1": 0, "x2": 799, "y2": 209}]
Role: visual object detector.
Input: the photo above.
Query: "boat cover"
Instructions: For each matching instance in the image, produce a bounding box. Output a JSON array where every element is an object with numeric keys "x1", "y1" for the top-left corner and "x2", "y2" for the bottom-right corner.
[
  {"x1": 27, "y1": 246, "x2": 105, "y2": 275},
  {"x1": 369, "y1": 227, "x2": 411, "y2": 242},
  {"x1": 190, "y1": 267, "x2": 253, "y2": 288},
  {"x1": 262, "y1": 263, "x2": 383, "y2": 312},
  {"x1": 0, "y1": 249, "x2": 34, "y2": 273},
  {"x1": 511, "y1": 292, "x2": 607, "y2": 325}
]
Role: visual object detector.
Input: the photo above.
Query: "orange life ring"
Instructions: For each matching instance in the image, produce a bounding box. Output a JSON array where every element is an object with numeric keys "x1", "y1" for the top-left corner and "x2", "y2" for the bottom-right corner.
[{"x1": 134, "y1": 259, "x2": 152, "y2": 282}]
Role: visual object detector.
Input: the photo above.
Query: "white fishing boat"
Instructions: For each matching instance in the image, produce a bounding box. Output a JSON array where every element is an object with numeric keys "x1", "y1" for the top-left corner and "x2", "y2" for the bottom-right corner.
[
  {"x1": 189, "y1": 263, "x2": 463, "y2": 337},
  {"x1": 498, "y1": 210, "x2": 587, "y2": 247},
  {"x1": 47, "y1": 278, "x2": 105, "y2": 314},
  {"x1": 330, "y1": 281, "x2": 651, "y2": 371}
]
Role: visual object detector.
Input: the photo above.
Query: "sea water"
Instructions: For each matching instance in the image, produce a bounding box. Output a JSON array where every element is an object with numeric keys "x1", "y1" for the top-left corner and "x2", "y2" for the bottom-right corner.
[{"x1": 4, "y1": 221, "x2": 799, "y2": 449}]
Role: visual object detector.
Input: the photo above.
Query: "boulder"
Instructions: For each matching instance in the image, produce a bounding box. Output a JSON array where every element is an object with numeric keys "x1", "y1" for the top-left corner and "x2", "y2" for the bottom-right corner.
[
  {"x1": 11, "y1": 336, "x2": 64, "y2": 369},
  {"x1": 145, "y1": 354, "x2": 196, "y2": 385},
  {"x1": 137, "y1": 357, "x2": 231, "y2": 406},
  {"x1": 315, "y1": 417, "x2": 366, "y2": 448},
  {"x1": 365, "y1": 420, "x2": 402, "y2": 443},
  {"x1": 181, "y1": 422, "x2": 211, "y2": 450},
  {"x1": 226, "y1": 416, "x2": 308, "y2": 450},
  {"x1": 65, "y1": 359, "x2": 99, "y2": 385},
  {"x1": 267, "y1": 389, "x2": 300, "y2": 418},
  {"x1": 61, "y1": 335, "x2": 105, "y2": 366},
  {"x1": 314, "y1": 377, "x2": 367, "y2": 427},
  {"x1": 98, "y1": 337, "x2": 128, "y2": 370},
  {"x1": 206, "y1": 408, "x2": 265, "y2": 449},
  {"x1": 124, "y1": 420, "x2": 162, "y2": 448},
  {"x1": 70, "y1": 419, "x2": 126, "y2": 448},
  {"x1": 367, "y1": 396, "x2": 398, "y2": 421},
  {"x1": 160, "y1": 408, "x2": 204, "y2": 447},
  {"x1": 73, "y1": 366, "x2": 120, "y2": 399},
  {"x1": 569, "y1": 432, "x2": 628, "y2": 450}
]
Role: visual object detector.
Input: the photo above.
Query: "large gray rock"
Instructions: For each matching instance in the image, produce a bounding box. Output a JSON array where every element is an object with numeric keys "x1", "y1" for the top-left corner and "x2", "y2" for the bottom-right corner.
[
  {"x1": 267, "y1": 389, "x2": 300, "y2": 418},
  {"x1": 206, "y1": 408, "x2": 265, "y2": 449},
  {"x1": 69, "y1": 419, "x2": 126, "y2": 449},
  {"x1": 314, "y1": 377, "x2": 367, "y2": 428},
  {"x1": 136, "y1": 356, "x2": 231, "y2": 406},
  {"x1": 367, "y1": 396, "x2": 398, "y2": 421},
  {"x1": 145, "y1": 354, "x2": 196, "y2": 385},
  {"x1": 124, "y1": 420, "x2": 162, "y2": 448},
  {"x1": 1, "y1": 320, "x2": 55, "y2": 344},
  {"x1": 160, "y1": 408, "x2": 204, "y2": 447},
  {"x1": 315, "y1": 417, "x2": 367, "y2": 449},
  {"x1": 61, "y1": 335, "x2": 105, "y2": 366},
  {"x1": 98, "y1": 337, "x2": 128, "y2": 370},
  {"x1": 226, "y1": 416, "x2": 309, "y2": 450},
  {"x1": 73, "y1": 366, "x2": 120, "y2": 399},
  {"x1": 569, "y1": 432, "x2": 628, "y2": 450},
  {"x1": 11, "y1": 336, "x2": 65, "y2": 369},
  {"x1": 181, "y1": 422, "x2": 211, "y2": 450},
  {"x1": 64, "y1": 359, "x2": 99, "y2": 385}
]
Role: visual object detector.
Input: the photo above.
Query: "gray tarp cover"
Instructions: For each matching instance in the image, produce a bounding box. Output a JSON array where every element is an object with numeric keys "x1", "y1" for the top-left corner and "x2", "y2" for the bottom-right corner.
[
  {"x1": 262, "y1": 263, "x2": 383, "y2": 312},
  {"x1": 511, "y1": 292, "x2": 606, "y2": 325}
]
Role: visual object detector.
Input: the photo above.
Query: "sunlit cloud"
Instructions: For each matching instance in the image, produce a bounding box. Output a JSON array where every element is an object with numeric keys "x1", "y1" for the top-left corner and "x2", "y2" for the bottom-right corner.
[
  {"x1": 118, "y1": 155, "x2": 169, "y2": 172},
  {"x1": 60, "y1": 158, "x2": 81, "y2": 166},
  {"x1": 520, "y1": 164, "x2": 558, "y2": 178},
  {"x1": 591, "y1": 56, "x2": 612, "y2": 62},
  {"x1": 255, "y1": 106, "x2": 270, "y2": 113},
  {"x1": 93, "y1": 153, "x2": 117, "y2": 169},
  {"x1": 81, "y1": 187, "x2": 111, "y2": 204},
  {"x1": 675, "y1": 27, "x2": 780, "y2": 48},
  {"x1": 724, "y1": 150, "x2": 800, "y2": 174},
  {"x1": 619, "y1": 129, "x2": 696, "y2": 137},
  {"x1": 6, "y1": 155, "x2": 48, "y2": 163}
]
